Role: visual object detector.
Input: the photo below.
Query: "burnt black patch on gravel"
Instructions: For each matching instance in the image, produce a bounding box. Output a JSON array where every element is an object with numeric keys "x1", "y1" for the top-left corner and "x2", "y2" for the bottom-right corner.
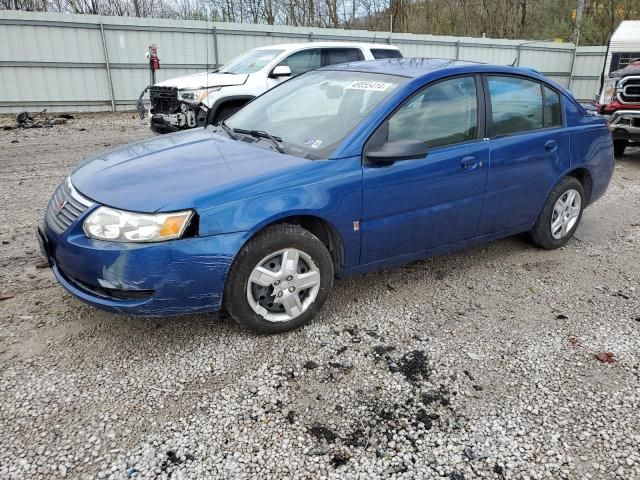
[
  {"x1": 309, "y1": 425, "x2": 337, "y2": 443},
  {"x1": 303, "y1": 360, "x2": 319, "y2": 370},
  {"x1": 372, "y1": 345, "x2": 395, "y2": 358},
  {"x1": 331, "y1": 453, "x2": 350, "y2": 467},
  {"x1": 286, "y1": 410, "x2": 296, "y2": 424},
  {"x1": 450, "y1": 473, "x2": 465, "y2": 480},
  {"x1": 392, "y1": 350, "x2": 431, "y2": 383},
  {"x1": 422, "y1": 388, "x2": 451, "y2": 407},
  {"x1": 160, "y1": 450, "x2": 185, "y2": 473},
  {"x1": 414, "y1": 409, "x2": 437, "y2": 429}
]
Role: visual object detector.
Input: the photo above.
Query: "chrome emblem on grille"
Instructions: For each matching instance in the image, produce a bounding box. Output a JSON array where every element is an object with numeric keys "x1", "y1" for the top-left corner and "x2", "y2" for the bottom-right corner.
[{"x1": 57, "y1": 200, "x2": 67, "y2": 214}]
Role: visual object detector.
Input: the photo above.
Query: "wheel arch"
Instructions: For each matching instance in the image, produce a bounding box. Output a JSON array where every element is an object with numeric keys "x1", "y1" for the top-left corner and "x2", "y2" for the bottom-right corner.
[
  {"x1": 205, "y1": 95, "x2": 255, "y2": 125},
  {"x1": 240, "y1": 214, "x2": 345, "y2": 275},
  {"x1": 565, "y1": 167, "x2": 593, "y2": 205}
]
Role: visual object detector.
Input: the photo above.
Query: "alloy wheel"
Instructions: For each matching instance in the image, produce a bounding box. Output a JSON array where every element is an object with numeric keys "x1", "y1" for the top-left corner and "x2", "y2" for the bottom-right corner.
[
  {"x1": 550, "y1": 189, "x2": 581, "y2": 240},
  {"x1": 246, "y1": 248, "x2": 321, "y2": 322}
]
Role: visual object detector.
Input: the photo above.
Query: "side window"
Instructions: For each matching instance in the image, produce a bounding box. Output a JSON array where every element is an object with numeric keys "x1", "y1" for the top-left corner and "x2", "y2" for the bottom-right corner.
[
  {"x1": 387, "y1": 76, "x2": 478, "y2": 148},
  {"x1": 543, "y1": 86, "x2": 562, "y2": 128},
  {"x1": 371, "y1": 49, "x2": 403, "y2": 59},
  {"x1": 488, "y1": 76, "x2": 543, "y2": 136},
  {"x1": 324, "y1": 48, "x2": 364, "y2": 66},
  {"x1": 278, "y1": 49, "x2": 321, "y2": 76}
]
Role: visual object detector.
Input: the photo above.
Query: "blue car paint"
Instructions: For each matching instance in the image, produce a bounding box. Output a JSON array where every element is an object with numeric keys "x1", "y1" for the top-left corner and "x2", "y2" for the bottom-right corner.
[{"x1": 43, "y1": 59, "x2": 614, "y2": 316}]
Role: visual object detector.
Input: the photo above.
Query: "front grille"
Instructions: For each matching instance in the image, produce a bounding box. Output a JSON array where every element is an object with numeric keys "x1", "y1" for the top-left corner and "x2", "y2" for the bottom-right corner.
[
  {"x1": 618, "y1": 76, "x2": 640, "y2": 104},
  {"x1": 45, "y1": 179, "x2": 93, "y2": 234},
  {"x1": 149, "y1": 86, "x2": 180, "y2": 114}
]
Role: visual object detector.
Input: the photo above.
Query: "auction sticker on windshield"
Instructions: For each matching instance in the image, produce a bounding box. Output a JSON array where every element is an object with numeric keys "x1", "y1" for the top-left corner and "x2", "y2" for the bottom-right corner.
[{"x1": 347, "y1": 80, "x2": 392, "y2": 91}]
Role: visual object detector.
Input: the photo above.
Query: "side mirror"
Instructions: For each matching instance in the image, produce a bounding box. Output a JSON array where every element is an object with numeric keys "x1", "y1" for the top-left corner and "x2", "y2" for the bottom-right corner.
[
  {"x1": 271, "y1": 65, "x2": 292, "y2": 78},
  {"x1": 366, "y1": 139, "x2": 428, "y2": 164}
]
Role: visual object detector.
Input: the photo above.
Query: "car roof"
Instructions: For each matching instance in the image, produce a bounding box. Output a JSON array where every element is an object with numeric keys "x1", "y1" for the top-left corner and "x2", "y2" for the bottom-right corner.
[
  {"x1": 253, "y1": 42, "x2": 400, "y2": 51},
  {"x1": 319, "y1": 57, "x2": 552, "y2": 81}
]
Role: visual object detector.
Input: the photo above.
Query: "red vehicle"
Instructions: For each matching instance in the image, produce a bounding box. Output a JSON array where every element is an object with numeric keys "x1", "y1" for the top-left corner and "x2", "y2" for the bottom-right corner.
[{"x1": 596, "y1": 21, "x2": 640, "y2": 157}]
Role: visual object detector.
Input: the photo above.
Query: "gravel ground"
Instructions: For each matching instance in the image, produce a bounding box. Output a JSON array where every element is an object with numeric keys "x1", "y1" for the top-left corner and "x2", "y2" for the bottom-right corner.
[{"x1": 1, "y1": 112, "x2": 639, "y2": 480}]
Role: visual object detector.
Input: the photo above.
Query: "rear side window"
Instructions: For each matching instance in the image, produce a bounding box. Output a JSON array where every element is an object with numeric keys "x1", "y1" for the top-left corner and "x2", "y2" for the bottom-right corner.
[
  {"x1": 543, "y1": 86, "x2": 562, "y2": 128},
  {"x1": 371, "y1": 49, "x2": 403, "y2": 59},
  {"x1": 488, "y1": 76, "x2": 543, "y2": 136},
  {"x1": 388, "y1": 76, "x2": 478, "y2": 148},
  {"x1": 324, "y1": 48, "x2": 364, "y2": 65},
  {"x1": 279, "y1": 49, "x2": 322, "y2": 75}
]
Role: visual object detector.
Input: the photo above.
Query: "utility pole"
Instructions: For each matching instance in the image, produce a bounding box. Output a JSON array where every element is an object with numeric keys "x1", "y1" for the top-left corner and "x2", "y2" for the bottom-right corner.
[{"x1": 573, "y1": 0, "x2": 585, "y2": 43}]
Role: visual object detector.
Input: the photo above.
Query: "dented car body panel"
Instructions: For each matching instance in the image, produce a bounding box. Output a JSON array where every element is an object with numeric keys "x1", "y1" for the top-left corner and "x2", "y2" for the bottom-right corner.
[{"x1": 42, "y1": 59, "x2": 614, "y2": 316}]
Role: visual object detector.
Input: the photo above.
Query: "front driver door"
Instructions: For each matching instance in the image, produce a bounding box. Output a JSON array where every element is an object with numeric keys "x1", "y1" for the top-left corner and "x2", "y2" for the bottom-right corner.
[{"x1": 361, "y1": 75, "x2": 489, "y2": 264}]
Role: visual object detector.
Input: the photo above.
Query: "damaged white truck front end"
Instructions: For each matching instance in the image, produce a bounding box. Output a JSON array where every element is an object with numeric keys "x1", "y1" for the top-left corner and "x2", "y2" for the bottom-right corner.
[{"x1": 148, "y1": 72, "x2": 253, "y2": 134}]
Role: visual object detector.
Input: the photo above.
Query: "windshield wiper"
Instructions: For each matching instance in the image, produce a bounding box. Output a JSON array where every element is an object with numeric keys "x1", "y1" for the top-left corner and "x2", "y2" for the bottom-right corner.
[
  {"x1": 218, "y1": 121, "x2": 238, "y2": 140},
  {"x1": 234, "y1": 128, "x2": 285, "y2": 154}
]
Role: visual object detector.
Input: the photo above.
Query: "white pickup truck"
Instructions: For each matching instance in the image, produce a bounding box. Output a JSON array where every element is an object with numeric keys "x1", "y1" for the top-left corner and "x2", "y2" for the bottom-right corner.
[{"x1": 148, "y1": 42, "x2": 403, "y2": 134}]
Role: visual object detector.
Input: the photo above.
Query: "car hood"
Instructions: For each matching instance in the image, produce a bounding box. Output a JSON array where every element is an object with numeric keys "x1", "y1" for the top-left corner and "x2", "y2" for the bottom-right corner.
[
  {"x1": 70, "y1": 128, "x2": 310, "y2": 212},
  {"x1": 154, "y1": 72, "x2": 248, "y2": 90}
]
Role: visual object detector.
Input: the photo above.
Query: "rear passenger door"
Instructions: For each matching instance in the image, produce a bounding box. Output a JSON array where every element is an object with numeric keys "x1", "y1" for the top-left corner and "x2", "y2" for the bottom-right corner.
[
  {"x1": 477, "y1": 75, "x2": 570, "y2": 235},
  {"x1": 322, "y1": 48, "x2": 364, "y2": 66}
]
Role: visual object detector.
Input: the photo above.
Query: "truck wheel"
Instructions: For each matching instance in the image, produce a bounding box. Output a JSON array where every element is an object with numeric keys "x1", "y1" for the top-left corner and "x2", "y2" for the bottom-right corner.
[
  {"x1": 613, "y1": 140, "x2": 628, "y2": 157},
  {"x1": 223, "y1": 224, "x2": 334, "y2": 334}
]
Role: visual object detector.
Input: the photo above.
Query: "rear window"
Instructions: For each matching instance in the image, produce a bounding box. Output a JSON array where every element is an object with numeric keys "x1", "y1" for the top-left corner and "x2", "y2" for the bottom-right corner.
[
  {"x1": 371, "y1": 49, "x2": 403, "y2": 59},
  {"x1": 324, "y1": 48, "x2": 364, "y2": 65}
]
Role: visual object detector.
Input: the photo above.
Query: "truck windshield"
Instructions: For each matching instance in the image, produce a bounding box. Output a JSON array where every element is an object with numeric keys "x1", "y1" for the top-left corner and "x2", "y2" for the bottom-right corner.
[
  {"x1": 219, "y1": 49, "x2": 284, "y2": 74},
  {"x1": 225, "y1": 70, "x2": 408, "y2": 159}
]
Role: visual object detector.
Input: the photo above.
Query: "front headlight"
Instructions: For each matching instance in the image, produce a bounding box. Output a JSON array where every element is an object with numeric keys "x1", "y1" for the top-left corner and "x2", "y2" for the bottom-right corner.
[
  {"x1": 178, "y1": 87, "x2": 221, "y2": 103},
  {"x1": 83, "y1": 207, "x2": 193, "y2": 243},
  {"x1": 601, "y1": 79, "x2": 618, "y2": 104}
]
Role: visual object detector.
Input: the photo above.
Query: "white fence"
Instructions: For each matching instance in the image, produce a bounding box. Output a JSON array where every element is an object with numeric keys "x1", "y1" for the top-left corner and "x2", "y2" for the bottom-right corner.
[{"x1": 0, "y1": 11, "x2": 606, "y2": 113}]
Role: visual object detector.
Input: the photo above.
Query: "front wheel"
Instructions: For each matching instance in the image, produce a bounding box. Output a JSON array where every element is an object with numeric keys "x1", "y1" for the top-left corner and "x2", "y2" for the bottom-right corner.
[
  {"x1": 223, "y1": 224, "x2": 334, "y2": 334},
  {"x1": 529, "y1": 176, "x2": 585, "y2": 250}
]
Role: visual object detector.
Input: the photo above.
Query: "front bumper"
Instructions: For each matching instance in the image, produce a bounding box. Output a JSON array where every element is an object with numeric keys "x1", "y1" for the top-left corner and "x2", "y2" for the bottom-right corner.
[
  {"x1": 39, "y1": 216, "x2": 246, "y2": 317},
  {"x1": 605, "y1": 110, "x2": 640, "y2": 143},
  {"x1": 149, "y1": 102, "x2": 207, "y2": 134}
]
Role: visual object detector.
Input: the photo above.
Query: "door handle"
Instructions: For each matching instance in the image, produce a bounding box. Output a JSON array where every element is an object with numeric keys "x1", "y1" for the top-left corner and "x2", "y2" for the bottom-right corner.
[
  {"x1": 460, "y1": 156, "x2": 482, "y2": 171},
  {"x1": 544, "y1": 140, "x2": 557, "y2": 151}
]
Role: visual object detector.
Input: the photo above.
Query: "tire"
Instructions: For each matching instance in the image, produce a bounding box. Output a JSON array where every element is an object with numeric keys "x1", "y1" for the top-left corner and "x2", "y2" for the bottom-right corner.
[
  {"x1": 223, "y1": 224, "x2": 334, "y2": 334},
  {"x1": 613, "y1": 140, "x2": 628, "y2": 158},
  {"x1": 213, "y1": 104, "x2": 242, "y2": 125},
  {"x1": 529, "y1": 176, "x2": 585, "y2": 250}
]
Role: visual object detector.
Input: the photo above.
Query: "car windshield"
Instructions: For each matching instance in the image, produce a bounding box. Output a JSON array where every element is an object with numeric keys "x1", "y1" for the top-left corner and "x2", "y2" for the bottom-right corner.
[
  {"x1": 219, "y1": 49, "x2": 284, "y2": 74},
  {"x1": 224, "y1": 70, "x2": 408, "y2": 159}
]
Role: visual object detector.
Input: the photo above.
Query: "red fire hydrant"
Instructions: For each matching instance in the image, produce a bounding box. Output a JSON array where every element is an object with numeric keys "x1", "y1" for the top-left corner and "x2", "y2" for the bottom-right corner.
[{"x1": 148, "y1": 44, "x2": 160, "y2": 84}]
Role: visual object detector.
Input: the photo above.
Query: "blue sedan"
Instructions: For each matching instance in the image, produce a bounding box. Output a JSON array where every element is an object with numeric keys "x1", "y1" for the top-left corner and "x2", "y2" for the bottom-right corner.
[{"x1": 39, "y1": 58, "x2": 614, "y2": 333}]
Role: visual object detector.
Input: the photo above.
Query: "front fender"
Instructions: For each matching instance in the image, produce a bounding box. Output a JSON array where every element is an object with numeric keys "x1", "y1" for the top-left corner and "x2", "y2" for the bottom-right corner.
[{"x1": 197, "y1": 156, "x2": 363, "y2": 268}]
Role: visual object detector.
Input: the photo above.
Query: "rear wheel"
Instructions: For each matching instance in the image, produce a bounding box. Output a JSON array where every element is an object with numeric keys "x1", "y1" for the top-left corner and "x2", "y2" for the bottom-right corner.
[
  {"x1": 223, "y1": 224, "x2": 334, "y2": 334},
  {"x1": 613, "y1": 140, "x2": 628, "y2": 157},
  {"x1": 529, "y1": 176, "x2": 584, "y2": 250}
]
